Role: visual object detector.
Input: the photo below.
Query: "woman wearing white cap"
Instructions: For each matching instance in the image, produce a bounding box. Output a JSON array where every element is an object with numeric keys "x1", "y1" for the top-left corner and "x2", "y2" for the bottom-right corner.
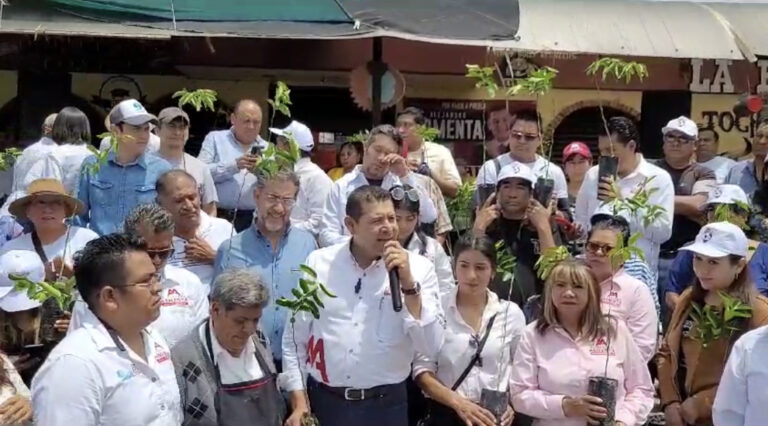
[
  {"x1": 657, "y1": 222, "x2": 768, "y2": 426},
  {"x1": 666, "y1": 185, "x2": 768, "y2": 313},
  {"x1": 0, "y1": 250, "x2": 46, "y2": 424}
]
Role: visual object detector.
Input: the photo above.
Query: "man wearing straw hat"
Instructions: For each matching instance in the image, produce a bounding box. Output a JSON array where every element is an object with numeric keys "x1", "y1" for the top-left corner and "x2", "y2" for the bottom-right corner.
[{"x1": 2, "y1": 179, "x2": 98, "y2": 281}]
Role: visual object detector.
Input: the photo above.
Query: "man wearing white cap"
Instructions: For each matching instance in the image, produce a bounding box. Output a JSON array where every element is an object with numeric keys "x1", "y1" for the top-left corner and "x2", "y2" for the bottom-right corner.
[
  {"x1": 270, "y1": 120, "x2": 332, "y2": 236},
  {"x1": 77, "y1": 99, "x2": 172, "y2": 236},
  {"x1": 654, "y1": 116, "x2": 718, "y2": 313},
  {"x1": 472, "y1": 162, "x2": 561, "y2": 307},
  {"x1": 666, "y1": 184, "x2": 768, "y2": 312}
]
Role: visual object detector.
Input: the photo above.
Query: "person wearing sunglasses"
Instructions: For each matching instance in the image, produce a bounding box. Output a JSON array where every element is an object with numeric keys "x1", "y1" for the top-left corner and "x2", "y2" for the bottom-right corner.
[
  {"x1": 391, "y1": 184, "x2": 454, "y2": 296},
  {"x1": 473, "y1": 162, "x2": 562, "y2": 310},
  {"x1": 666, "y1": 184, "x2": 768, "y2": 313},
  {"x1": 319, "y1": 124, "x2": 437, "y2": 247},
  {"x1": 69, "y1": 204, "x2": 209, "y2": 349},
  {"x1": 32, "y1": 234, "x2": 183, "y2": 426},
  {"x1": 584, "y1": 215, "x2": 659, "y2": 363}
]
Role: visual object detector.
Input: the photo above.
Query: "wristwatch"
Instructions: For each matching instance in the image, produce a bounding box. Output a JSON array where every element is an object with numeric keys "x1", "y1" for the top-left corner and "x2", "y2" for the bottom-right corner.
[{"x1": 401, "y1": 281, "x2": 421, "y2": 296}]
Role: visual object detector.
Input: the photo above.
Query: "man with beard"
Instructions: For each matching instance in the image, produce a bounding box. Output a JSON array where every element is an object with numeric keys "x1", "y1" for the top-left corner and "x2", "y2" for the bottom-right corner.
[
  {"x1": 213, "y1": 168, "x2": 317, "y2": 366},
  {"x1": 156, "y1": 170, "x2": 234, "y2": 291},
  {"x1": 282, "y1": 185, "x2": 443, "y2": 426}
]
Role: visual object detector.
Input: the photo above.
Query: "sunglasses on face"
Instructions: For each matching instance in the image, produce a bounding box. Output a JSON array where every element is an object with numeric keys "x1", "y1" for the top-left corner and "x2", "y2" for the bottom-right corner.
[
  {"x1": 585, "y1": 242, "x2": 615, "y2": 255},
  {"x1": 510, "y1": 131, "x2": 539, "y2": 143},
  {"x1": 146, "y1": 247, "x2": 175, "y2": 262},
  {"x1": 389, "y1": 186, "x2": 420, "y2": 203}
]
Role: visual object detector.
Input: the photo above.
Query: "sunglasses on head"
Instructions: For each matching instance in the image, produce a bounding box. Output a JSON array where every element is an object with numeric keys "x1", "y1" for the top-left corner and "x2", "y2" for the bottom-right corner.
[{"x1": 390, "y1": 186, "x2": 420, "y2": 203}]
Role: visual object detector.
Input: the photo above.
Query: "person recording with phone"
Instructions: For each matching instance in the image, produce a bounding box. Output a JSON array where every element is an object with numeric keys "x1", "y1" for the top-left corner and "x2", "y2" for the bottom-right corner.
[
  {"x1": 472, "y1": 162, "x2": 563, "y2": 312},
  {"x1": 281, "y1": 185, "x2": 444, "y2": 426}
]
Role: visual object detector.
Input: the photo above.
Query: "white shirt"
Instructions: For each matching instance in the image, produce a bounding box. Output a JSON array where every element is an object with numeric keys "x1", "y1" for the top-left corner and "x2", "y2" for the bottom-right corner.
[
  {"x1": 100, "y1": 133, "x2": 160, "y2": 154},
  {"x1": 70, "y1": 264, "x2": 210, "y2": 348},
  {"x1": 163, "y1": 153, "x2": 219, "y2": 207},
  {"x1": 198, "y1": 320, "x2": 264, "y2": 385},
  {"x1": 0, "y1": 226, "x2": 98, "y2": 264},
  {"x1": 32, "y1": 306, "x2": 182, "y2": 426},
  {"x1": 713, "y1": 325, "x2": 768, "y2": 426},
  {"x1": 575, "y1": 155, "x2": 674, "y2": 273},
  {"x1": 318, "y1": 165, "x2": 438, "y2": 247},
  {"x1": 476, "y1": 154, "x2": 568, "y2": 199},
  {"x1": 169, "y1": 212, "x2": 234, "y2": 291},
  {"x1": 26, "y1": 144, "x2": 94, "y2": 195},
  {"x1": 280, "y1": 241, "x2": 445, "y2": 391},
  {"x1": 405, "y1": 233, "x2": 454, "y2": 297},
  {"x1": 406, "y1": 141, "x2": 462, "y2": 188},
  {"x1": 11, "y1": 137, "x2": 56, "y2": 193},
  {"x1": 698, "y1": 156, "x2": 737, "y2": 184},
  {"x1": 413, "y1": 287, "x2": 525, "y2": 403},
  {"x1": 292, "y1": 157, "x2": 333, "y2": 236}
]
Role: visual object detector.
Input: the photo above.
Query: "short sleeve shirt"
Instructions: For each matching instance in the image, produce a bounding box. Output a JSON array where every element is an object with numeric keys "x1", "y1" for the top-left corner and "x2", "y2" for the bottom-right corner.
[{"x1": 165, "y1": 154, "x2": 219, "y2": 206}]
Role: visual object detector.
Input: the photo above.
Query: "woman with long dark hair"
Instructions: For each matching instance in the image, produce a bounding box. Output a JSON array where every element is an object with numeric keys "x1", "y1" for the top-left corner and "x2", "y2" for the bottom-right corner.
[
  {"x1": 510, "y1": 259, "x2": 653, "y2": 426},
  {"x1": 414, "y1": 233, "x2": 525, "y2": 426},
  {"x1": 658, "y1": 222, "x2": 768, "y2": 426},
  {"x1": 27, "y1": 107, "x2": 94, "y2": 195}
]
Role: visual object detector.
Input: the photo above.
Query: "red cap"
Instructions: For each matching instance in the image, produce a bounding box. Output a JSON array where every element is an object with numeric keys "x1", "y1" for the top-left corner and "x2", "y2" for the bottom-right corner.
[{"x1": 563, "y1": 141, "x2": 592, "y2": 161}]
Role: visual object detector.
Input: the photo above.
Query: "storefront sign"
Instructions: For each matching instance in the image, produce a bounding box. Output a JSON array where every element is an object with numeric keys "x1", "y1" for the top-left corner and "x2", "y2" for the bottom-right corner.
[
  {"x1": 691, "y1": 93, "x2": 757, "y2": 155},
  {"x1": 690, "y1": 59, "x2": 768, "y2": 94}
]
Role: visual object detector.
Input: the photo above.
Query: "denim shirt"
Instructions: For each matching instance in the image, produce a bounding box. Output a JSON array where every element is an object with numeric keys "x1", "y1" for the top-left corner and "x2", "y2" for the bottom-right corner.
[
  {"x1": 213, "y1": 224, "x2": 317, "y2": 360},
  {"x1": 725, "y1": 159, "x2": 759, "y2": 199},
  {"x1": 197, "y1": 129, "x2": 268, "y2": 210},
  {"x1": 76, "y1": 152, "x2": 172, "y2": 236}
]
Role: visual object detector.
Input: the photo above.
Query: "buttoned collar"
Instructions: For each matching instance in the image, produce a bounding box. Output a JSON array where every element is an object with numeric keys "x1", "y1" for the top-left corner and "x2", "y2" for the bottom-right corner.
[
  {"x1": 227, "y1": 128, "x2": 268, "y2": 149},
  {"x1": 79, "y1": 304, "x2": 157, "y2": 353},
  {"x1": 446, "y1": 286, "x2": 503, "y2": 317},
  {"x1": 347, "y1": 165, "x2": 398, "y2": 188},
  {"x1": 107, "y1": 150, "x2": 147, "y2": 169},
  {"x1": 620, "y1": 154, "x2": 655, "y2": 181},
  {"x1": 346, "y1": 238, "x2": 385, "y2": 273},
  {"x1": 204, "y1": 319, "x2": 255, "y2": 365},
  {"x1": 251, "y1": 221, "x2": 292, "y2": 244}
]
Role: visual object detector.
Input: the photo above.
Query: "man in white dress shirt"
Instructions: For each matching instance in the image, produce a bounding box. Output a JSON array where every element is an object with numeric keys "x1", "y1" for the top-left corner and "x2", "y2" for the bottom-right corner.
[
  {"x1": 282, "y1": 185, "x2": 444, "y2": 426},
  {"x1": 157, "y1": 169, "x2": 234, "y2": 292},
  {"x1": 575, "y1": 116, "x2": 674, "y2": 274},
  {"x1": 69, "y1": 204, "x2": 209, "y2": 348},
  {"x1": 713, "y1": 324, "x2": 768, "y2": 426},
  {"x1": 319, "y1": 124, "x2": 437, "y2": 247},
  {"x1": 270, "y1": 120, "x2": 332, "y2": 236},
  {"x1": 32, "y1": 233, "x2": 183, "y2": 426},
  {"x1": 475, "y1": 109, "x2": 570, "y2": 217}
]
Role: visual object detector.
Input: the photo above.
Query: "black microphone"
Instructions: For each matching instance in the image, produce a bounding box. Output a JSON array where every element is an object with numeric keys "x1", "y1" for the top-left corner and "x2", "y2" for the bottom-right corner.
[{"x1": 390, "y1": 268, "x2": 402, "y2": 312}]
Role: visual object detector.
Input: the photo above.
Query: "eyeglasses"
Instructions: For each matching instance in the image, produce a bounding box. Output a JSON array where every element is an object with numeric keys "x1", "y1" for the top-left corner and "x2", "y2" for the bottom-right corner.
[
  {"x1": 390, "y1": 186, "x2": 420, "y2": 203},
  {"x1": 585, "y1": 242, "x2": 615, "y2": 255},
  {"x1": 265, "y1": 193, "x2": 296, "y2": 208},
  {"x1": 664, "y1": 134, "x2": 695, "y2": 145},
  {"x1": 121, "y1": 272, "x2": 162, "y2": 290},
  {"x1": 146, "y1": 247, "x2": 175, "y2": 262},
  {"x1": 510, "y1": 131, "x2": 539, "y2": 143}
]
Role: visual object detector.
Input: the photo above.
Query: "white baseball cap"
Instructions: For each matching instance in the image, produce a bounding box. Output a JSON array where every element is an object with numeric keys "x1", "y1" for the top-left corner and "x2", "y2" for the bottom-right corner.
[
  {"x1": 681, "y1": 222, "x2": 748, "y2": 258},
  {"x1": 270, "y1": 121, "x2": 314, "y2": 152},
  {"x1": 0, "y1": 250, "x2": 45, "y2": 312},
  {"x1": 109, "y1": 99, "x2": 158, "y2": 126},
  {"x1": 662, "y1": 116, "x2": 698, "y2": 138},
  {"x1": 497, "y1": 162, "x2": 536, "y2": 186},
  {"x1": 705, "y1": 184, "x2": 749, "y2": 207}
]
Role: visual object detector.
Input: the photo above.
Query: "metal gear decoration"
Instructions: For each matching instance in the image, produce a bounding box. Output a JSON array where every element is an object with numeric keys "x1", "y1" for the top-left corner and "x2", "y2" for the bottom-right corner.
[{"x1": 349, "y1": 62, "x2": 406, "y2": 111}]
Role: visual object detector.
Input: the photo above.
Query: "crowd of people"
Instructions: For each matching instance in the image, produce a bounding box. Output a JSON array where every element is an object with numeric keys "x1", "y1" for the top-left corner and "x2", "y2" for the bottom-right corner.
[{"x1": 0, "y1": 95, "x2": 764, "y2": 426}]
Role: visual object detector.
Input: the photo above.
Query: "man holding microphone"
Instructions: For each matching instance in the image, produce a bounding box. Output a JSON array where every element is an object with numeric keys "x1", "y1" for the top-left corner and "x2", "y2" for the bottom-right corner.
[{"x1": 281, "y1": 185, "x2": 444, "y2": 426}]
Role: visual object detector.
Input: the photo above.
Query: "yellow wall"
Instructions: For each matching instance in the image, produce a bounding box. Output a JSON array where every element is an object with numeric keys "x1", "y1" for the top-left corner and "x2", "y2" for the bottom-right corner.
[
  {"x1": 691, "y1": 94, "x2": 754, "y2": 156},
  {"x1": 0, "y1": 71, "x2": 17, "y2": 108}
]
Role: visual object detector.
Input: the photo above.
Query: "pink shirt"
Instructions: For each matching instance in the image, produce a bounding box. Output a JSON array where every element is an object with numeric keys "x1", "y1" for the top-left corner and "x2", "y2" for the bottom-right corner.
[
  {"x1": 600, "y1": 270, "x2": 659, "y2": 363},
  {"x1": 510, "y1": 321, "x2": 654, "y2": 426}
]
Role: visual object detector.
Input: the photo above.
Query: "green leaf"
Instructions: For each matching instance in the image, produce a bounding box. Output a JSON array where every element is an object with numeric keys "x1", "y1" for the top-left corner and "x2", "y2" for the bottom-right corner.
[
  {"x1": 299, "y1": 265, "x2": 318, "y2": 279},
  {"x1": 173, "y1": 88, "x2": 218, "y2": 112}
]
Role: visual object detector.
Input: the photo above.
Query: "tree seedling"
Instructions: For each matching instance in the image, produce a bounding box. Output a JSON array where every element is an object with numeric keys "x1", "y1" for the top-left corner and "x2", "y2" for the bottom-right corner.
[
  {"x1": 0, "y1": 147, "x2": 21, "y2": 171},
  {"x1": 586, "y1": 58, "x2": 649, "y2": 84},
  {"x1": 415, "y1": 125, "x2": 440, "y2": 142},
  {"x1": 495, "y1": 241, "x2": 517, "y2": 285},
  {"x1": 275, "y1": 264, "x2": 336, "y2": 426},
  {"x1": 268, "y1": 81, "x2": 292, "y2": 121},
  {"x1": 690, "y1": 291, "x2": 753, "y2": 348},
  {"x1": 172, "y1": 88, "x2": 218, "y2": 112},
  {"x1": 10, "y1": 274, "x2": 76, "y2": 312},
  {"x1": 534, "y1": 246, "x2": 572, "y2": 281},
  {"x1": 465, "y1": 64, "x2": 499, "y2": 98}
]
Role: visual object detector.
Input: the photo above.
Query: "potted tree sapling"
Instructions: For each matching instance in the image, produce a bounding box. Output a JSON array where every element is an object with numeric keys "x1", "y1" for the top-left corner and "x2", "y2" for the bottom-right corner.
[
  {"x1": 585, "y1": 58, "x2": 648, "y2": 193},
  {"x1": 275, "y1": 264, "x2": 336, "y2": 426}
]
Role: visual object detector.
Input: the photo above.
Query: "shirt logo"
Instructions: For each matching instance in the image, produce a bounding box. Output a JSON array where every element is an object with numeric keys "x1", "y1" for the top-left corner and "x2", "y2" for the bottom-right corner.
[
  {"x1": 702, "y1": 229, "x2": 713, "y2": 243},
  {"x1": 154, "y1": 342, "x2": 170, "y2": 364},
  {"x1": 116, "y1": 369, "x2": 134, "y2": 382},
  {"x1": 162, "y1": 288, "x2": 190, "y2": 307},
  {"x1": 589, "y1": 336, "x2": 616, "y2": 356},
  {"x1": 601, "y1": 290, "x2": 621, "y2": 308}
]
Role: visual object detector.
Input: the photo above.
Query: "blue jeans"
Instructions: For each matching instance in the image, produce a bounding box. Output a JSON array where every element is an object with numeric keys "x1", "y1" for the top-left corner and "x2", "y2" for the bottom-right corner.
[{"x1": 308, "y1": 377, "x2": 408, "y2": 426}]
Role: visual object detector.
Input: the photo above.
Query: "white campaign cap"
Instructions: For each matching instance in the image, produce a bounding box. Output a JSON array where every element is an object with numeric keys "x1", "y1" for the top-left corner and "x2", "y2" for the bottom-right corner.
[
  {"x1": 496, "y1": 162, "x2": 536, "y2": 186},
  {"x1": 705, "y1": 184, "x2": 749, "y2": 207},
  {"x1": 681, "y1": 222, "x2": 748, "y2": 258},
  {"x1": 109, "y1": 99, "x2": 158, "y2": 126},
  {"x1": 270, "y1": 120, "x2": 314, "y2": 152},
  {"x1": 0, "y1": 250, "x2": 45, "y2": 312},
  {"x1": 662, "y1": 116, "x2": 698, "y2": 138}
]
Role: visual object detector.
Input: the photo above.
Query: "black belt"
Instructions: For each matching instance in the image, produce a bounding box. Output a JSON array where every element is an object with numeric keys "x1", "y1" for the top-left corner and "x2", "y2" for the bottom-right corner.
[{"x1": 307, "y1": 375, "x2": 404, "y2": 401}]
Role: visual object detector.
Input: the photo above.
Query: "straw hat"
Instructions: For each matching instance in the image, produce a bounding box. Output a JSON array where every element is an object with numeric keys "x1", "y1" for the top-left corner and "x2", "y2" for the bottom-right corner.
[{"x1": 9, "y1": 179, "x2": 85, "y2": 220}]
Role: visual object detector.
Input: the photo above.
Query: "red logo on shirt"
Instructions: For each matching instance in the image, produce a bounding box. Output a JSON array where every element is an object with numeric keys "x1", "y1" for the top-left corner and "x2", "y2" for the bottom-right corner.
[
  {"x1": 306, "y1": 335, "x2": 329, "y2": 383},
  {"x1": 589, "y1": 336, "x2": 616, "y2": 356},
  {"x1": 601, "y1": 290, "x2": 621, "y2": 308},
  {"x1": 162, "y1": 288, "x2": 190, "y2": 307},
  {"x1": 154, "y1": 342, "x2": 170, "y2": 364}
]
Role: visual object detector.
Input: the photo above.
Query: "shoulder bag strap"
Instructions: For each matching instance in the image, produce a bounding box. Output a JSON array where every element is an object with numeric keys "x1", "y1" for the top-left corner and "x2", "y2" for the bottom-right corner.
[
  {"x1": 31, "y1": 230, "x2": 49, "y2": 264},
  {"x1": 450, "y1": 313, "x2": 498, "y2": 391}
]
